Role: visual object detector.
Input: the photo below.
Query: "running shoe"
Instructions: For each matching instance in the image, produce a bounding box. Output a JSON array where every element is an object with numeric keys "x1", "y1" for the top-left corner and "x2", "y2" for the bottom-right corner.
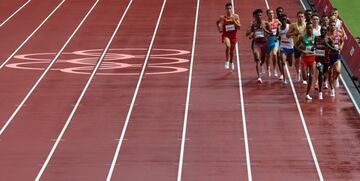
[
  {"x1": 324, "y1": 81, "x2": 329, "y2": 89},
  {"x1": 330, "y1": 89, "x2": 335, "y2": 97},
  {"x1": 279, "y1": 75, "x2": 284, "y2": 80},
  {"x1": 314, "y1": 83, "x2": 319, "y2": 91},
  {"x1": 296, "y1": 72, "x2": 301, "y2": 82},
  {"x1": 268, "y1": 67, "x2": 271, "y2": 77},
  {"x1": 274, "y1": 69, "x2": 278, "y2": 77},
  {"x1": 302, "y1": 80, "x2": 308, "y2": 85},
  {"x1": 283, "y1": 79, "x2": 288, "y2": 85},
  {"x1": 225, "y1": 61, "x2": 229, "y2": 69},
  {"x1": 231, "y1": 62, "x2": 235, "y2": 70},
  {"x1": 335, "y1": 78, "x2": 340, "y2": 88},
  {"x1": 318, "y1": 92, "x2": 323, "y2": 100},
  {"x1": 257, "y1": 77, "x2": 263, "y2": 84},
  {"x1": 306, "y1": 94, "x2": 313, "y2": 100}
]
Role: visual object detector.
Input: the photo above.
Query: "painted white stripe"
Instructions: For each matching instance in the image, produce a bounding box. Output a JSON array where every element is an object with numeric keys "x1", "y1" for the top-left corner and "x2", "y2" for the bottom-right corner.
[
  {"x1": 231, "y1": 0, "x2": 253, "y2": 180},
  {"x1": 265, "y1": 0, "x2": 324, "y2": 180},
  {"x1": 176, "y1": 0, "x2": 199, "y2": 180},
  {"x1": 0, "y1": 0, "x2": 66, "y2": 69},
  {"x1": 0, "y1": 0, "x2": 99, "y2": 137},
  {"x1": 34, "y1": 0, "x2": 134, "y2": 179},
  {"x1": 0, "y1": 0, "x2": 32, "y2": 27},
  {"x1": 106, "y1": 0, "x2": 167, "y2": 180}
]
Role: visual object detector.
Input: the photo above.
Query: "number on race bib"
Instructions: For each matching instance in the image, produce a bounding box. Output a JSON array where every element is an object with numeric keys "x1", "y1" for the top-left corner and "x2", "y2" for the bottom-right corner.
[
  {"x1": 225, "y1": 24, "x2": 235, "y2": 32},
  {"x1": 315, "y1": 49, "x2": 325, "y2": 56},
  {"x1": 254, "y1": 30, "x2": 264, "y2": 38}
]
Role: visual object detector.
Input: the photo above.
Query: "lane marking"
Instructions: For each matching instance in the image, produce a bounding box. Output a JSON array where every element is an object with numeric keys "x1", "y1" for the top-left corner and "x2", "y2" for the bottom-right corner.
[
  {"x1": 106, "y1": 0, "x2": 167, "y2": 180},
  {"x1": 0, "y1": 0, "x2": 67, "y2": 69},
  {"x1": 7, "y1": 48, "x2": 190, "y2": 75},
  {"x1": 0, "y1": 0, "x2": 32, "y2": 27},
  {"x1": 33, "y1": 0, "x2": 133, "y2": 179},
  {"x1": 232, "y1": 0, "x2": 253, "y2": 180},
  {"x1": 0, "y1": 0, "x2": 99, "y2": 136},
  {"x1": 266, "y1": 0, "x2": 324, "y2": 180},
  {"x1": 176, "y1": 0, "x2": 199, "y2": 180}
]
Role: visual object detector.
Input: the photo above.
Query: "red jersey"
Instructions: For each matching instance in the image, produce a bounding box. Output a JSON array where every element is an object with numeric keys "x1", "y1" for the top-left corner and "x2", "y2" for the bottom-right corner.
[{"x1": 222, "y1": 16, "x2": 237, "y2": 42}]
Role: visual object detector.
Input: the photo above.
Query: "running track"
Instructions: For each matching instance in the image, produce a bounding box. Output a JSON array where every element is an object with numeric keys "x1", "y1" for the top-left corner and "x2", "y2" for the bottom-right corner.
[{"x1": 0, "y1": 0, "x2": 359, "y2": 180}]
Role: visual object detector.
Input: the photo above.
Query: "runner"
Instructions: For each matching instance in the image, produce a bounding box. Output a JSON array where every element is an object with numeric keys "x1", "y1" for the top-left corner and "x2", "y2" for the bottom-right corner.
[
  {"x1": 278, "y1": 14, "x2": 294, "y2": 84},
  {"x1": 314, "y1": 26, "x2": 330, "y2": 100},
  {"x1": 312, "y1": 14, "x2": 321, "y2": 90},
  {"x1": 216, "y1": 2, "x2": 241, "y2": 70},
  {"x1": 321, "y1": 14, "x2": 329, "y2": 28},
  {"x1": 288, "y1": 11, "x2": 306, "y2": 82},
  {"x1": 295, "y1": 22, "x2": 316, "y2": 100},
  {"x1": 266, "y1": 9, "x2": 281, "y2": 77},
  {"x1": 327, "y1": 20, "x2": 344, "y2": 97},
  {"x1": 246, "y1": 9, "x2": 268, "y2": 83},
  {"x1": 305, "y1": 9, "x2": 312, "y2": 23}
]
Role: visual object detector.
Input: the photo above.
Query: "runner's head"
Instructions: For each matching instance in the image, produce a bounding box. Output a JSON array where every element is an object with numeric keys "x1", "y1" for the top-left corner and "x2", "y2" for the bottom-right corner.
[
  {"x1": 297, "y1": 11, "x2": 305, "y2": 23},
  {"x1": 329, "y1": 15, "x2": 336, "y2": 24},
  {"x1": 321, "y1": 14, "x2": 329, "y2": 27},
  {"x1": 266, "y1": 9, "x2": 275, "y2": 20},
  {"x1": 280, "y1": 14, "x2": 288, "y2": 24},
  {"x1": 253, "y1": 9, "x2": 263, "y2": 22},
  {"x1": 320, "y1": 26, "x2": 327, "y2": 37},
  {"x1": 225, "y1": 2, "x2": 233, "y2": 14},
  {"x1": 331, "y1": 8, "x2": 339, "y2": 18},
  {"x1": 329, "y1": 20, "x2": 336, "y2": 31},
  {"x1": 311, "y1": 14, "x2": 320, "y2": 26},
  {"x1": 305, "y1": 10, "x2": 312, "y2": 22},
  {"x1": 276, "y1": 6, "x2": 284, "y2": 17},
  {"x1": 306, "y1": 22, "x2": 313, "y2": 34}
]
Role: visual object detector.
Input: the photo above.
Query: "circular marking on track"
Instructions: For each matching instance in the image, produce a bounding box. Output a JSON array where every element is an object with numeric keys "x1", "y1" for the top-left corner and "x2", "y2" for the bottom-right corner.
[{"x1": 7, "y1": 48, "x2": 190, "y2": 75}]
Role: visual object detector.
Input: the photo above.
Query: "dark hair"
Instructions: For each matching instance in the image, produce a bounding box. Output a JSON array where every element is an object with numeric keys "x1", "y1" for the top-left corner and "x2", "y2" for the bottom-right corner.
[
  {"x1": 253, "y1": 9, "x2": 263, "y2": 16},
  {"x1": 333, "y1": 8, "x2": 338, "y2": 11},
  {"x1": 276, "y1": 6, "x2": 284, "y2": 11},
  {"x1": 305, "y1": 9, "x2": 312, "y2": 13},
  {"x1": 266, "y1": 9, "x2": 273, "y2": 14},
  {"x1": 311, "y1": 14, "x2": 319, "y2": 18},
  {"x1": 306, "y1": 22, "x2": 313, "y2": 26},
  {"x1": 225, "y1": 2, "x2": 232, "y2": 8},
  {"x1": 297, "y1": 11, "x2": 304, "y2": 16},
  {"x1": 280, "y1": 14, "x2": 288, "y2": 20}
]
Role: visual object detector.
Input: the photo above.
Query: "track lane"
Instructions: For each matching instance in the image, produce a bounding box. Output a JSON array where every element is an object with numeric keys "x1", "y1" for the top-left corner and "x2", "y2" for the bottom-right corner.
[
  {"x1": 180, "y1": 0, "x2": 248, "y2": 180},
  {"x1": 0, "y1": 0, "x2": 32, "y2": 27},
  {"x1": 235, "y1": 0, "x2": 320, "y2": 180},
  {"x1": 276, "y1": 0, "x2": 360, "y2": 180},
  {"x1": 0, "y1": 0, "x2": 104, "y2": 180},
  {"x1": 0, "y1": 0, "x2": 62, "y2": 65},
  {"x1": 34, "y1": 0, "x2": 169, "y2": 180}
]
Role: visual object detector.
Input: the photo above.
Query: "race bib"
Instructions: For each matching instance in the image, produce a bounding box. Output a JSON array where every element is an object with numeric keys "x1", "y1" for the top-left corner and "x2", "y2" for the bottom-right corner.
[
  {"x1": 334, "y1": 44, "x2": 339, "y2": 49},
  {"x1": 315, "y1": 49, "x2": 325, "y2": 56},
  {"x1": 225, "y1": 24, "x2": 235, "y2": 32},
  {"x1": 254, "y1": 30, "x2": 265, "y2": 38},
  {"x1": 306, "y1": 46, "x2": 313, "y2": 52},
  {"x1": 271, "y1": 28, "x2": 277, "y2": 35}
]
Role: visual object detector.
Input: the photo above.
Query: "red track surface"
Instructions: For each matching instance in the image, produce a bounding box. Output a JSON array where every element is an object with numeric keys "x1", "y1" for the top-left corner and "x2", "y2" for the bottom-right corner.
[{"x1": 0, "y1": 0, "x2": 359, "y2": 180}]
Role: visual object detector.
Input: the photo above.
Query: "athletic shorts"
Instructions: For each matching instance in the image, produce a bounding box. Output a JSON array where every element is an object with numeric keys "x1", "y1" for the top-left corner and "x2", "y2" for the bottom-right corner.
[
  {"x1": 316, "y1": 61, "x2": 330, "y2": 73},
  {"x1": 329, "y1": 54, "x2": 341, "y2": 64},
  {"x1": 294, "y1": 47, "x2": 302, "y2": 59},
  {"x1": 301, "y1": 55, "x2": 316, "y2": 67},
  {"x1": 280, "y1": 48, "x2": 294, "y2": 56},
  {"x1": 253, "y1": 40, "x2": 267, "y2": 56},
  {"x1": 267, "y1": 36, "x2": 279, "y2": 53},
  {"x1": 222, "y1": 34, "x2": 237, "y2": 44}
]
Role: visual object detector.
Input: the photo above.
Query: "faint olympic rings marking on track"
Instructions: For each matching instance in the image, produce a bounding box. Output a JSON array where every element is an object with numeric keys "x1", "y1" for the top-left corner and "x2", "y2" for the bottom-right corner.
[{"x1": 6, "y1": 48, "x2": 190, "y2": 75}]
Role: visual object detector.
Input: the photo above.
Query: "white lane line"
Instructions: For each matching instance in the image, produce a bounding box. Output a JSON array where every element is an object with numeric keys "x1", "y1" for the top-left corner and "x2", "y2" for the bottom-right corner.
[
  {"x1": 34, "y1": 0, "x2": 134, "y2": 179},
  {"x1": 106, "y1": 0, "x2": 167, "y2": 180},
  {"x1": 0, "y1": 0, "x2": 66, "y2": 69},
  {"x1": 265, "y1": 0, "x2": 324, "y2": 180},
  {"x1": 0, "y1": 0, "x2": 32, "y2": 27},
  {"x1": 0, "y1": 0, "x2": 100, "y2": 137},
  {"x1": 176, "y1": 0, "x2": 199, "y2": 180},
  {"x1": 232, "y1": 0, "x2": 253, "y2": 180}
]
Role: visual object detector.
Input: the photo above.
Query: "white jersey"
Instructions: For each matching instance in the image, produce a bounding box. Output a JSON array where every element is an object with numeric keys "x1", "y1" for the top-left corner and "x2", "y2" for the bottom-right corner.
[
  {"x1": 313, "y1": 26, "x2": 321, "y2": 37},
  {"x1": 279, "y1": 24, "x2": 293, "y2": 49},
  {"x1": 336, "y1": 19, "x2": 342, "y2": 30}
]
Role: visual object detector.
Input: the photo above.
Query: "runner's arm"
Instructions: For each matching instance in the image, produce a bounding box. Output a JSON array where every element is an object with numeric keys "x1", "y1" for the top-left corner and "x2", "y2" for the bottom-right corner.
[
  {"x1": 216, "y1": 16, "x2": 223, "y2": 33},
  {"x1": 233, "y1": 14, "x2": 241, "y2": 29}
]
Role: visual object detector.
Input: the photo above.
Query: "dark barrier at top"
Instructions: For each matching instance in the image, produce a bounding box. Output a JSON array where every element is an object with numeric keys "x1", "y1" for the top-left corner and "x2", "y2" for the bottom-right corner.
[{"x1": 311, "y1": 0, "x2": 360, "y2": 79}]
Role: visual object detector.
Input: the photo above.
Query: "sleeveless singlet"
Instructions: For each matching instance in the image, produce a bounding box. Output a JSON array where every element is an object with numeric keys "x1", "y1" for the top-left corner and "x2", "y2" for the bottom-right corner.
[{"x1": 279, "y1": 24, "x2": 293, "y2": 49}]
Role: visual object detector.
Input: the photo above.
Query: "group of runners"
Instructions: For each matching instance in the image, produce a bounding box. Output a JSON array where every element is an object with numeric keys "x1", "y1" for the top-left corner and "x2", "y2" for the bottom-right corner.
[{"x1": 216, "y1": 3, "x2": 346, "y2": 100}]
